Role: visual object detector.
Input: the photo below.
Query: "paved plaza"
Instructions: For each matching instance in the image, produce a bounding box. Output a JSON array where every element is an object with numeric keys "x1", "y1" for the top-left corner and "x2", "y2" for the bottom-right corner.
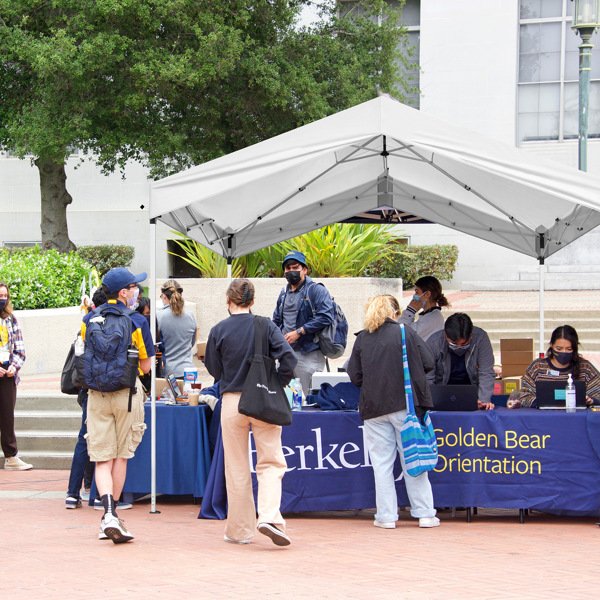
[
  {"x1": 0, "y1": 469, "x2": 598, "y2": 599},
  {"x1": 3, "y1": 289, "x2": 599, "y2": 598}
]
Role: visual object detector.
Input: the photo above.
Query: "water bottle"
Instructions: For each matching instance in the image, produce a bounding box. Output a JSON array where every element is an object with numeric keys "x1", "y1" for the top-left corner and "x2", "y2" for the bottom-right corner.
[
  {"x1": 291, "y1": 378, "x2": 303, "y2": 411},
  {"x1": 74, "y1": 335, "x2": 85, "y2": 356},
  {"x1": 565, "y1": 374, "x2": 576, "y2": 413}
]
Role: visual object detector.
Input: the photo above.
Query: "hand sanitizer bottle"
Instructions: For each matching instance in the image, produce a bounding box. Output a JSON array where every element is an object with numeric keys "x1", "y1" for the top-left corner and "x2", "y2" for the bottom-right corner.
[{"x1": 565, "y1": 374, "x2": 576, "y2": 413}]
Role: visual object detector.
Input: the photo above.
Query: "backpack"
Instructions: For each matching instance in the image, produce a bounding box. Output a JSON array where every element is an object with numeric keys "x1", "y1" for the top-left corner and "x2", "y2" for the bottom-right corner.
[
  {"x1": 80, "y1": 304, "x2": 137, "y2": 393},
  {"x1": 306, "y1": 283, "x2": 348, "y2": 359}
]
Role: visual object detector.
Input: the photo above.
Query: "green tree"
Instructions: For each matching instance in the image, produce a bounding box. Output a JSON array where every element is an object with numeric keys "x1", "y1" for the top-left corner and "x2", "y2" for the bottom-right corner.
[{"x1": 0, "y1": 0, "x2": 411, "y2": 252}]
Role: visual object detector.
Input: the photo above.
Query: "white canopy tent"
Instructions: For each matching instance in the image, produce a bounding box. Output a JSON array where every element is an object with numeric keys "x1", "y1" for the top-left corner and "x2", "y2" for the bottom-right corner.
[{"x1": 146, "y1": 95, "x2": 600, "y2": 510}]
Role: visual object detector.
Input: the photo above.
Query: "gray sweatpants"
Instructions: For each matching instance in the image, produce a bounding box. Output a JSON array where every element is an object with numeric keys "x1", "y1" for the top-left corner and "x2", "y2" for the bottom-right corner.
[{"x1": 293, "y1": 349, "x2": 325, "y2": 395}]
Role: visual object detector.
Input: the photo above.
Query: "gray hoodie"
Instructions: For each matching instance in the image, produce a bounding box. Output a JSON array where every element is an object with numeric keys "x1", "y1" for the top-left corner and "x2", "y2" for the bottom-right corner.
[{"x1": 426, "y1": 326, "x2": 496, "y2": 403}]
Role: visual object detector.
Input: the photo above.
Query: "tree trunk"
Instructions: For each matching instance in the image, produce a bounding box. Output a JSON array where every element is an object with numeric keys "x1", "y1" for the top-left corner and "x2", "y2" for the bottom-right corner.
[{"x1": 35, "y1": 157, "x2": 77, "y2": 253}]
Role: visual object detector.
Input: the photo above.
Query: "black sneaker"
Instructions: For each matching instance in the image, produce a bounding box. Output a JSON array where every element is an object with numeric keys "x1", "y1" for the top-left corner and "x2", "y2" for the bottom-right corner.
[
  {"x1": 65, "y1": 496, "x2": 82, "y2": 509},
  {"x1": 257, "y1": 522, "x2": 291, "y2": 546}
]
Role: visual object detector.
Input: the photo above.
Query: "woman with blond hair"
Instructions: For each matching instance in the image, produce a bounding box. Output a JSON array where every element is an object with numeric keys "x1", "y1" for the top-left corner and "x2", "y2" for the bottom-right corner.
[
  {"x1": 0, "y1": 282, "x2": 32, "y2": 470},
  {"x1": 348, "y1": 295, "x2": 438, "y2": 529},
  {"x1": 157, "y1": 279, "x2": 197, "y2": 378},
  {"x1": 205, "y1": 279, "x2": 297, "y2": 546}
]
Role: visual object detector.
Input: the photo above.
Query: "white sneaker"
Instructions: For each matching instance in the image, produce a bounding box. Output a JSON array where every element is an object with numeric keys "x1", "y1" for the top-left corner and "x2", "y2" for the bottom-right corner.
[
  {"x1": 4, "y1": 455, "x2": 33, "y2": 471},
  {"x1": 102, "y1": 514, "x2": 134, "y2": 544},
  {"x1": 419, "y1": 517, "x2": 441, "y2": 528},
  {"x1": 224, "y1": 535, "x2": 250, "y2": 544},
  {"x1": 98, "y1": 519, "x2": 109, "y2": 540},
  {"x1": 374, "y1": 520, "x2": 396, "y2": 529}
]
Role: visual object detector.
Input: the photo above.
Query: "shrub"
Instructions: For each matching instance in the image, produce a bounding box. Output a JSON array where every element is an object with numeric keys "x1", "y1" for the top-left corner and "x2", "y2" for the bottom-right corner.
[
  {"x1": 0, "y1": 247, "x2": 93, "y2": 309},
  {"x1": 364, "y1": 244, "x2": 459, "y2": 287},
  {"x1": 76, "y1": 245, "x2": 134, "y2": 277}
]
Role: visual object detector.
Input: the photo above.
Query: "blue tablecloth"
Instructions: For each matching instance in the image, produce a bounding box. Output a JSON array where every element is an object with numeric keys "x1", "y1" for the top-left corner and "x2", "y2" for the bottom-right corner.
[
  {"x1": 91, "y1": 403, "x2": 211, "y2": 500},
  {"x1": 199, "y1": 407, "x2": 600, "y2": 519}
]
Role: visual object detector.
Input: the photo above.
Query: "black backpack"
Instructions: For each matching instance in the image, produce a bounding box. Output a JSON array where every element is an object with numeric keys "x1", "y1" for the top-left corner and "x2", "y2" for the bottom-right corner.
[{"x1": 306, "y1": 283, "x2": 348, "y2": 360}]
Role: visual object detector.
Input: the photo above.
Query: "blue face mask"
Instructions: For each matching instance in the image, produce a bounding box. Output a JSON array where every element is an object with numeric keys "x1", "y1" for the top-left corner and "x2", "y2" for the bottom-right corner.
[{"x1": 412, "y1": 294, "x2": 426, "y2": 309}]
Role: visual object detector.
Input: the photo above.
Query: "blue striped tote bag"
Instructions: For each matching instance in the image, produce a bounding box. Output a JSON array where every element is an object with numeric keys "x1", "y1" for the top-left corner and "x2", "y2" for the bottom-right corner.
[{"x1": 399, "y1": 324, "x2": 438, "y2": 477}]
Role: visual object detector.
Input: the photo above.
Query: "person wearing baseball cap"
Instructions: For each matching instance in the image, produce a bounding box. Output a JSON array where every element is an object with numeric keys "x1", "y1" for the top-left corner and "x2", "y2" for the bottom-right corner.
[
  {"x1": 272, "y1": 250, "x2": 335, "y2": 394},
  {"x1": 81, "y1": 266, "x2": 155, "y2": 544}
]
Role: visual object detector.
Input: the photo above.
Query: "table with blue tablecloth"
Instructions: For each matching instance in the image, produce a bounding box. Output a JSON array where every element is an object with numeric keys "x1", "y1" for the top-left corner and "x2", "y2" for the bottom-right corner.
[
  {"x1": 90, "y1": 403, "x2": 212, "y2": 501},
  {"x1": 199, "y1": 407, "x2": 600, "y2": 519}
]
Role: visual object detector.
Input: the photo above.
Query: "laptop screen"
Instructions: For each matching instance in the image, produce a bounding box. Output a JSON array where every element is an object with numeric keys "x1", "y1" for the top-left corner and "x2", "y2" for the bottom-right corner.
[
  {"x1": 431, "y1": 385, "x2": 479, "y2": 411},
  {"x1": 535, "y1": 380, "x2": 586, "y2": 409}
]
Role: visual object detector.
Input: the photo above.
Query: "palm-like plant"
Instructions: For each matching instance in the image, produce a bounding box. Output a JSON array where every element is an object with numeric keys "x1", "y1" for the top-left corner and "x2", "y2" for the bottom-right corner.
[{"x1": 168, "y1": 224, "x2": 406, "y2": 278}]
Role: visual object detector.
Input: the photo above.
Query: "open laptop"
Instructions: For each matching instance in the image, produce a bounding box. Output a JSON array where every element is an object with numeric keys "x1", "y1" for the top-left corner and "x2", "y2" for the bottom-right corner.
[
  {"x1": 535, "y1": 380, "x2": 587, "y2": 409},
  {"x1": 431, "y1": 384, "x2": 479, "y2": 411}
]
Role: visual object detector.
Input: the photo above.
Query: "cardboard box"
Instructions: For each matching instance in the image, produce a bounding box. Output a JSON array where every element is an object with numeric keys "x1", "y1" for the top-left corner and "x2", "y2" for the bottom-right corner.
[
  {"x1": 196, "y1": 341, "x2": 207, "y2": 360},
  {"x1": 501, "y1": 350, "x2": 535, "y2": 365},
  {"x1": 501, "y1": 363, "x2": 530, "y2": 378},
  {"x1": 494, "y1": 381, "x2": 503, "y2": 395},
  {"x1": 500, "y1": 338, "x2": 534, "y2": 352},
  {"x1": 502, "y1": 377, "x2": 522, "y2": 395}
]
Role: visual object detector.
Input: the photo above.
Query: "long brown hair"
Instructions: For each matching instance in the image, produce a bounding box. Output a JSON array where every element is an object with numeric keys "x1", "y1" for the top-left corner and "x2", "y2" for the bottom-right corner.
[
  {"x1": 0, "y1": 282, "x2": 13, "y2": 319},
  {"x1": 161, "y1": 279, "x2": 185, "y2": 316}
]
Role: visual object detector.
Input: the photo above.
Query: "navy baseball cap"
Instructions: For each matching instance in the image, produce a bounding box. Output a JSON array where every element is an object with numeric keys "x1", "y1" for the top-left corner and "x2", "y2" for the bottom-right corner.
[
  {"x1": 282, "y1": 250, "x2": 307, "y2": 267},
  {"x1": 102, "y1": 267, "x2": 147, "y2": 294}
]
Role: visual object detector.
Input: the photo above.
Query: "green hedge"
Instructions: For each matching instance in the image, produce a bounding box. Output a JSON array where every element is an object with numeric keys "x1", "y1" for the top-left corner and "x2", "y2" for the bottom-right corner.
[
  {"x1": 76, "y1": 245, "x2": 134, "y2": 277},
  {"x1": 0, "y1": 247, "x2": 93, "y2": 309},
  {"x1": 364, "y1": 244, "x2": 459, "y2": 287}
]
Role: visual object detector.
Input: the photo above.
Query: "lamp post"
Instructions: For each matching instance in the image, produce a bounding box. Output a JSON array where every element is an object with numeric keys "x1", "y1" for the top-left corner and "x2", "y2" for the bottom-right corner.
[{"x1": 571, "y1": 0, "x2": 600, "y2": 172}]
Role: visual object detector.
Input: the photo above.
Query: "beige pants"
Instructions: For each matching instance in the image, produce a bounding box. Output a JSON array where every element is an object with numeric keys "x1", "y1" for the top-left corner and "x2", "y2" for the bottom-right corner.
[{"x1": 221, "y1": 392, "x2": 287, "y2": 542}]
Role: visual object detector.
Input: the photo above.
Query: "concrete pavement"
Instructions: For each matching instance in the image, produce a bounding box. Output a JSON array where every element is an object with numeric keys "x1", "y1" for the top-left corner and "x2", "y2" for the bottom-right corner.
[{"x1": 0, "y1": 468, "x2": 598, "y2": 599}]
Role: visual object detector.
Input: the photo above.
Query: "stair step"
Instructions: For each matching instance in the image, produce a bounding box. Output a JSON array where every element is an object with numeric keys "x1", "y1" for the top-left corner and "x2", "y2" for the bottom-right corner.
[
  {"x1": 16, "y1": 431, "x2": 78, "y2": 453},
  {"x1": 17, "y1": 395, "x2": 80, "y2": 411},
  {"x1": 16, "y1": 451, "x2": 75, "y2": 471},
  {"x1": 14, "y1": 412, "x2": 82, "y2": 430}
]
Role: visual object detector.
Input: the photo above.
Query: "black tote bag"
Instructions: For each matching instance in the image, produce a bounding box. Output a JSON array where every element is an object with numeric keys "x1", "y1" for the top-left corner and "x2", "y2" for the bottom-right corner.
[
  {"x1": 61, "y1": 337, "x2": 80, "y2": 395},
  {"x1": 238, "y1": 316, "x2": 292, "y2": 426}
]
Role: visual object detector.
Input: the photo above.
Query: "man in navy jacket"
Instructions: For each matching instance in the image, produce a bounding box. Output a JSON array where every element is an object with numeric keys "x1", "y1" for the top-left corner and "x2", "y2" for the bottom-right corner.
[{"x1": 272, "y1": 250, "x2": 334, "y2": 394}]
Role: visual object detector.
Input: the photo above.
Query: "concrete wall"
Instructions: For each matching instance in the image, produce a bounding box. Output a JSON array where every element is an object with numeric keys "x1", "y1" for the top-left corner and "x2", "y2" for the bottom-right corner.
[{"x1": 15, "y1": 278, "x2": 402, "y2": 376}]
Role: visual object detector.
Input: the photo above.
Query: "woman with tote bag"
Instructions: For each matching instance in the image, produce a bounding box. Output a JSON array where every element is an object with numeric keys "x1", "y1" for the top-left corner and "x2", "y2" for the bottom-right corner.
[
  {"x1": 205, "y1": 279, "x2": 297, "y2": 546},
  {"x1": 348, "y1": 295, "x2": 439, "y2": 529}
]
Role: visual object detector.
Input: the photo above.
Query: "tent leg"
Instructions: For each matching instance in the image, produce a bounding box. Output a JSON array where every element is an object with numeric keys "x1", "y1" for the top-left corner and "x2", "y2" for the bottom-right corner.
[
  {"x1": 227, "y1": 258, "x2": 232, "y2": 283},
  {"x1": 539, "y1": 260, "x2": 545, "y2": 357},
  {"x1": 149, "y1": 218, "x2": 160, "y2": 514}
]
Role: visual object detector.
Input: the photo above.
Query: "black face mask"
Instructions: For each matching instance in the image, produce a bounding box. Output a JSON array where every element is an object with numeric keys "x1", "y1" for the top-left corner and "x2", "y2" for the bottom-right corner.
[
  {"x1": 552, "y1": 350, "x2": 574, "y2": 366},
  {"x1": 285, "y1": 271, "x2": 302, "y2": 286},
  {"x1": 0, "y1": 299, "x2": 6, "y2": 311}
]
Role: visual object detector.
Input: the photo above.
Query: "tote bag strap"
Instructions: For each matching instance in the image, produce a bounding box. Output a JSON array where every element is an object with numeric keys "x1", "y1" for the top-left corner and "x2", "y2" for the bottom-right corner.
[
  {"x1": 253, "y1": 315, "x2": 269, "y2": 356},
  {"x1": 400, "y1": 324, "x2": 416, "y2": 416}
]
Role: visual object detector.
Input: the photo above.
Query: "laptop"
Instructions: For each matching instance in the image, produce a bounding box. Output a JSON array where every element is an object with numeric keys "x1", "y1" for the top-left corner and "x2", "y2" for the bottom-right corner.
[
  {"x1": 431, "y1": 385, "x2": 479, "y2": 411},
  {"x1": 535, "y1": 380, "x2": 587, "y2": 409}
]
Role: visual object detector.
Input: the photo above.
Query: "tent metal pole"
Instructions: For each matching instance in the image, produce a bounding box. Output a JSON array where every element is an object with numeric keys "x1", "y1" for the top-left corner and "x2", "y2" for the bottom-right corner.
[
  {"x1": 149, "y1": 218, "x2": 160, "y2": 514},
  {"x1": 539, "y1": 258, "x2": 545, "y2": 357},
  {"x1": 227, "y1": 257, "x2": 232, "y2": 283}
]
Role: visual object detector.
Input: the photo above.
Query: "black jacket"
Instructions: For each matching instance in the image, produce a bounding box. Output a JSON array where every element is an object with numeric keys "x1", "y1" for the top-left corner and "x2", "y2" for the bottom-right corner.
[{"x1": 348, "y1": 319, "x2": 434, "y2": 421}]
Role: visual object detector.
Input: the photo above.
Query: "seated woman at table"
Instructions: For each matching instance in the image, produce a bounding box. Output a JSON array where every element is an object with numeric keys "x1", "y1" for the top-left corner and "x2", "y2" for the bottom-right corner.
[
  {"x1": 427, "y1": 313, "x2": 496, "y2": 410},
  {"x1": 205, "y1": 279, "x2": 297, "y2": 546},
  {"x1": 399, "y1": 276, "x2": 450, "y2": 341},
  {"x1": 347, "y1": 294, "x2": 439, "y2": 529},
  {"x1": 157, "y1": 280, "x2": 198, "y2": 378},
  {"x1": 508, "y1": 325, "x2": 600, "y2": 408}
]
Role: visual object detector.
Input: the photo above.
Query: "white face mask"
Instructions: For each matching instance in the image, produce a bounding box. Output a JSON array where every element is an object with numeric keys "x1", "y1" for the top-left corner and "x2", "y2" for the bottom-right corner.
[{"x1": 127, "y1": 287, "x2": 140, "y2": 309}]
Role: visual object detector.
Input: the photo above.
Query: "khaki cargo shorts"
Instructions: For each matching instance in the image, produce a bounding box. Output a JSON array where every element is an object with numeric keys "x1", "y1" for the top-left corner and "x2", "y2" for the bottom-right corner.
[{"x1": 86, "y1": 381, "x2": 147, "y2": 462}]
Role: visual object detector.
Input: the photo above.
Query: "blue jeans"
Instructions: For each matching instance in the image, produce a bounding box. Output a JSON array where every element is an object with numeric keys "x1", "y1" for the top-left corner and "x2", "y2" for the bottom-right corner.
[
  {"x1": 67, "y1": 398, "x2": 91, "y2": 498},
  {"x1": 363, "y1": 409, "x2": 436, "y2": 522}
]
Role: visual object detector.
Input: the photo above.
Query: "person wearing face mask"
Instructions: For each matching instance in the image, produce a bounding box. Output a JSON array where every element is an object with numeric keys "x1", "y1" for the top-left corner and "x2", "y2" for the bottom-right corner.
[
  {"x1": 399, "y1": 276, "x2": 450, "y2": 341},
  {"x1": 82, "y1": 267, "x2": 155, "y2": 543},
  {"x1": 508, "y1": 325, "x2": 600, "y2": 409},
  {"x1": 272, "y1": 250, "x2": 335, "y2": 394},
  {"x1": 427, "y1": 312, "x2": 496, "y2": 410},
  {"x1": 156, "y1": 280, "x2": 198, "y2": 379},
  {"x1": 0, "y1": 282, "x2": 32, "y2": 471}
]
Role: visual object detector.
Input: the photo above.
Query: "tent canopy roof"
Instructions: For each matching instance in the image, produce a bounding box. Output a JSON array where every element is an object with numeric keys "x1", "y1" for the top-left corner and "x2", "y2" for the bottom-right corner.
[{"x1": 150, "y1": 96, "x2": 600, "y2": 261}]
